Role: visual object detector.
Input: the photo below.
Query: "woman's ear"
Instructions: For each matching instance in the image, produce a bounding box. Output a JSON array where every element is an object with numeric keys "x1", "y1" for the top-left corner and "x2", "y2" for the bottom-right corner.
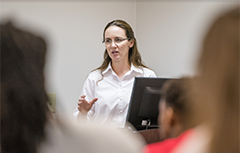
[
  {"x1": 129, "y1": 38, "x2": 134, "y2": 48},
  {"x1": 166, "y1": 107, "x2": 183, "y2": 138},
  {"x1": 165, "y1": 107, "x2": 175, "y2": 128},
  {"x1": 159, "y1": 107, "x2": 174, "y2": 139}
]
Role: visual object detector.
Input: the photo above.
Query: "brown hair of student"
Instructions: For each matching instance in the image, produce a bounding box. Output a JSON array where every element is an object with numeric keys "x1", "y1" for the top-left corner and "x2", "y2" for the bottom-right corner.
[
  {"x1": 1, "y1": 22, "x2": 50, "y2": 153},
  {"x1": 160, "y1": 78, "x2": 195, "y2": 131},
  {"x1": 192, "y1": 7, "x2": 239, "y2": 153}
]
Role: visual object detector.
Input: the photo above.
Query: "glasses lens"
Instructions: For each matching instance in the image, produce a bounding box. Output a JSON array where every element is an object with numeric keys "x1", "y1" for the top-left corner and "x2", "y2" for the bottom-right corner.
[
  {"x1": 104, "y1": 39, "x2": 111, "y2": 45},
  {"x1": 104, "y1": 38, "x2": 128, "y2": 46}
]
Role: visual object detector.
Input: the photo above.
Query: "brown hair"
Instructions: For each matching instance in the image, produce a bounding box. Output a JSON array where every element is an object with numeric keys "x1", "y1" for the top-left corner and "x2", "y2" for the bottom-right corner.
[
  {"x1": 94, "y1": 19, "x2": 149, "y2": 82},
  {"x1": 192, "y1": 7, "x2": 239, "y2": 153},
  {"x1": 160, "y1": 78, "x2": 194, "y2": 130},
  {"x1": 1, "y1": 22, "x2": 49, "y2": 153}
]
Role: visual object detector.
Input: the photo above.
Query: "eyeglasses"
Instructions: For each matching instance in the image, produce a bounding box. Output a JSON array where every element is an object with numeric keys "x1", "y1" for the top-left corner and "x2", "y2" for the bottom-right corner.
[{"x1": 102, "y1": 37, "x2": 129, "y2": 46}]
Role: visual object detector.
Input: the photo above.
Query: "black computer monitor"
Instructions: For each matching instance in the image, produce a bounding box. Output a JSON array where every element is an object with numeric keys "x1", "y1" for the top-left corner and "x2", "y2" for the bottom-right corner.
[{"x1": 126, "y1": 77, "x2": 171, "y2": 131}]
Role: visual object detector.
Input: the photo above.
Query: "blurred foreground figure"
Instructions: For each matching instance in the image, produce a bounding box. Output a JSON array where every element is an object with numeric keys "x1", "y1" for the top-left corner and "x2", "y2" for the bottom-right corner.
[
  {"x1": 158, "y1": 78, "x2": 195, "y2": 141},
  {"x1": 0, "y1": 22, "x2": 144, "y2": 153},
  {"x1": 142, "y1": 78, "x2": 196, "y2": 153},
  {"x1": 174, "y1": 6, "x2": 239, "y2": 153},
  {"x1": 142, "y1": 6, "x2": 239, "y2": 153}
]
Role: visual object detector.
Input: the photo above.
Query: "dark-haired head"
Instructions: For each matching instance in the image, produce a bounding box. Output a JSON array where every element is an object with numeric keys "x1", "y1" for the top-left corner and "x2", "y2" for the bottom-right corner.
[
  {"x1": 1, "y1": 22, "x2": 49, "y2": 153},
  {"x1": 158, "y1": 78, "x2": 194, "y2": 140}
]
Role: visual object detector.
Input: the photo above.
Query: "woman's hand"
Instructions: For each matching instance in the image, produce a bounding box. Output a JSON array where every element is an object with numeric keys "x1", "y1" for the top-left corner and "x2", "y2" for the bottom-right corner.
[{"x1": 77, "y1": 95, "x2": 98, "y2": 115}]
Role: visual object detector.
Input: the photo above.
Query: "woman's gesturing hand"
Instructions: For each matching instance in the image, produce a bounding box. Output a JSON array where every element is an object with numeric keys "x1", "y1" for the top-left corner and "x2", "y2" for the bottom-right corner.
[{"x1": 77, "y1": 95, "x2": 98, "y2": 114}]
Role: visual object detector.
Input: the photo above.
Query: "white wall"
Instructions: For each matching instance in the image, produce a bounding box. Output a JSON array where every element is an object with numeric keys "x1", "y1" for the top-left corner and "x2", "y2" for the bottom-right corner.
[
  {"x1": 1, "y1": 1, "x2": 238, "y2": 117},
  {"x1": 136, "y1": 1, "x2": 238, "y2": 77},
  {"x1": 1, "y1": 1, "x2": 137, "y2": 117}
]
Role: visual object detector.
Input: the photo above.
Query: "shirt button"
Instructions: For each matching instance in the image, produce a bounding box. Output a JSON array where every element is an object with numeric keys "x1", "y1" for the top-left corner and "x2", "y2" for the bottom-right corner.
[{"x1": 120, "y1": 99, "x2": 122, "y2": 101}]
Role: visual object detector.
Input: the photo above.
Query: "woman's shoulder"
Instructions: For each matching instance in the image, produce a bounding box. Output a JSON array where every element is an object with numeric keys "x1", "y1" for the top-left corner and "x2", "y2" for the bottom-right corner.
[
  {"x1": 142, "y1": 67, "x2": 154, "y2": 72},
  {"x1": 141, "y1": 67, "x2": 157, "y2": 77},
  {"x1": 86, "y1": 69, "x2": 102, "y2": 80}
]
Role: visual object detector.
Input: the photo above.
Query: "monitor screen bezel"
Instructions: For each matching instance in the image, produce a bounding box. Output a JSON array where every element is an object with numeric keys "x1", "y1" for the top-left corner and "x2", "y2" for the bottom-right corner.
[{"x1": 126, "y1": 77, "x2": 172, "y2": 131}]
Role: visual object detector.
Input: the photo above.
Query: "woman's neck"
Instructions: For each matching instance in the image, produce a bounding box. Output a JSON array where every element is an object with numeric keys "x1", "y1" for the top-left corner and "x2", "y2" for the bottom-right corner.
[{"x1": 111, "y1": 61, "x2": 131, "y2": 80}]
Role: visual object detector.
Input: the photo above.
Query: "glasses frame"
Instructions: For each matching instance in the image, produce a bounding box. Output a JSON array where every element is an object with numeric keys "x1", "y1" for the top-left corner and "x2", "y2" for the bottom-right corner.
[{"x1": 102, "y1": 38, "x2": 130, "y2": 46}]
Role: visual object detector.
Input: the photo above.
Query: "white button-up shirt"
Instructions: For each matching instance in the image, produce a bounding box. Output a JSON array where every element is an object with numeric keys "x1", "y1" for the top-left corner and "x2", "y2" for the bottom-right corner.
[{"x1": 73, "y1": 63, "x2": 156, "y2": 128}]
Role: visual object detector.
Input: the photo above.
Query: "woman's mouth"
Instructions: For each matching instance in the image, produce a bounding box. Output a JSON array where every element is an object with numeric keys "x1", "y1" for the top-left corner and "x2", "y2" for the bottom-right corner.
[{"x1": 112, "y1": 51, "x2": 119, "y2": 55}]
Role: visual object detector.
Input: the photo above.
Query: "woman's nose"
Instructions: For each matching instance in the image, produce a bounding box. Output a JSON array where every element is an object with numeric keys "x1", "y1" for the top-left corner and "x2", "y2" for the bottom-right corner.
[{"x1": 110, "y1": 40, "x2": 117, "y2": 47}]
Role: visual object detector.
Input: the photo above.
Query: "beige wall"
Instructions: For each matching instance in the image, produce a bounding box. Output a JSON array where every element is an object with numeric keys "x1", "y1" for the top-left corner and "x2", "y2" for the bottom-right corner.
[
  {"x1": 136, "y1": 1, "x2": 237, "y2": 77},
  {"x1": 1, "y1": 0, "x2": 238, "y2": 116}
]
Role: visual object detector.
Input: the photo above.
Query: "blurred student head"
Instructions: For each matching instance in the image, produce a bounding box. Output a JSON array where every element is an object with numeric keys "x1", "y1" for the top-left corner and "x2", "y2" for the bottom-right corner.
[
  {"x1": 158, "y1": 78, "x2": 194, "y2": 140},
  {"x1": 1, "y1": 22, "x2": 50, "y2": 153},
  {"x1": 191, "y1": 6, "x2": 239, "y2": 153}
]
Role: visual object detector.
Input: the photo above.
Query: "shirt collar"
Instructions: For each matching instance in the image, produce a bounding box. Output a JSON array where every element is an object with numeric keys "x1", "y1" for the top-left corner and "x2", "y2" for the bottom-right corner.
[
  {"x1": 131, "y1": 63, "x2": 144, "y2": 75},
  {"x1": 102, "y1": 62, "x2": 144, "y2": 75},
  {"x1": 102, "y1": 63, "x2": 112, "y2": 74}
]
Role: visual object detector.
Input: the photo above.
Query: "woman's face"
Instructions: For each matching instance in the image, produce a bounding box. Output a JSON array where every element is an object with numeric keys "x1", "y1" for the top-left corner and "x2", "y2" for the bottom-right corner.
[{"x1": 104, "y1": 26, "x2": 134, "y2": 63}]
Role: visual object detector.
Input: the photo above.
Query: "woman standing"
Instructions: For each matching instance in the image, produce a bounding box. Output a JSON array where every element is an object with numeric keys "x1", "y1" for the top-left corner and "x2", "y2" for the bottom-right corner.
[{"x1": 74, "y1": 19, "x2": 156, "y2": 128}]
